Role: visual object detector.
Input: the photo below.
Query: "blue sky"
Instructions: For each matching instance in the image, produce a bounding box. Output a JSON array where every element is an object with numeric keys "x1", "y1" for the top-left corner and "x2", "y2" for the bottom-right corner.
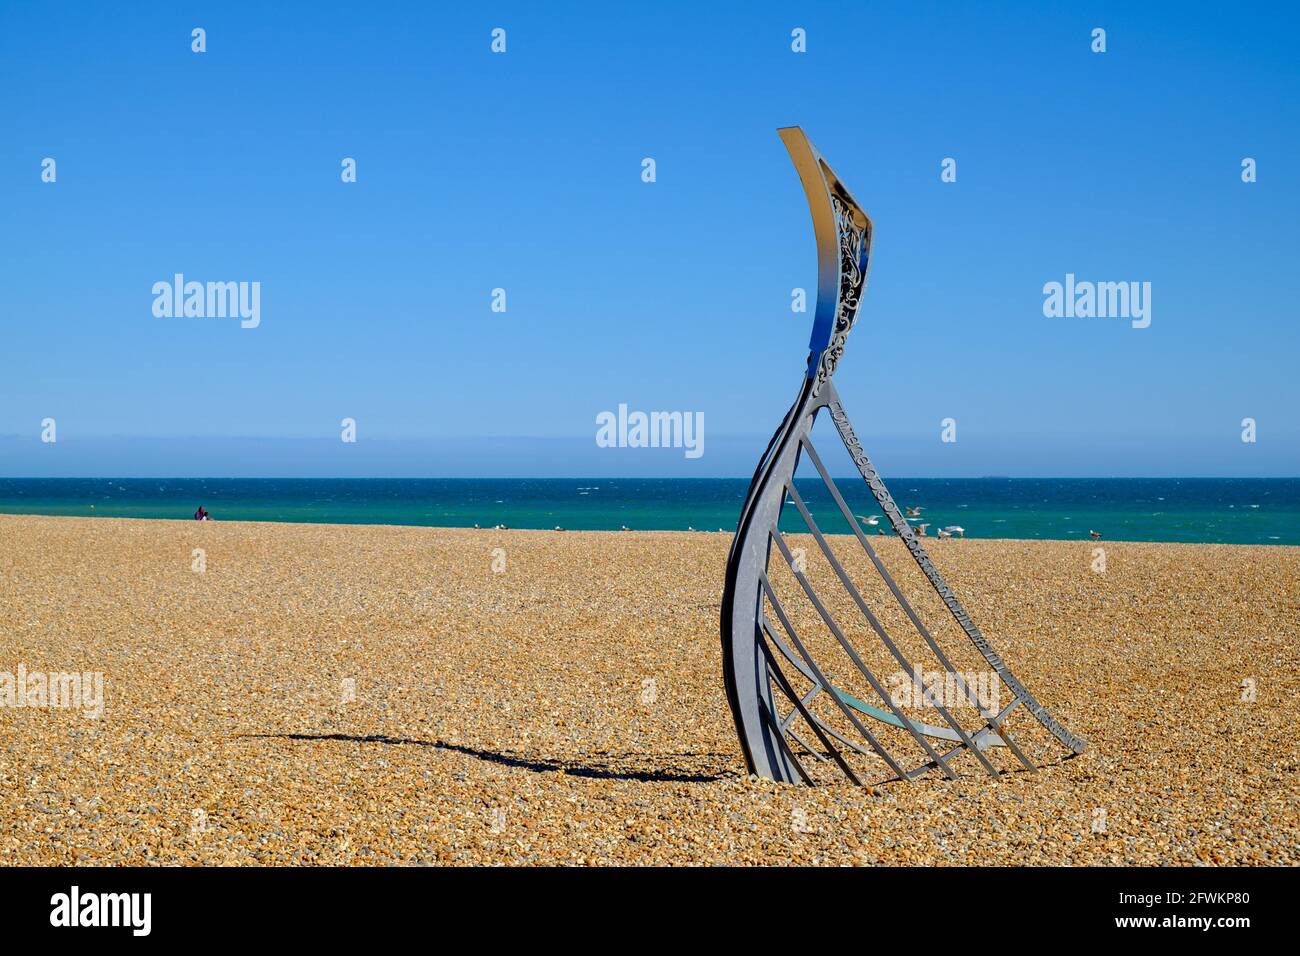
[{"x1": 2, "y1": 1, "x2": 1296, "y2": 477}]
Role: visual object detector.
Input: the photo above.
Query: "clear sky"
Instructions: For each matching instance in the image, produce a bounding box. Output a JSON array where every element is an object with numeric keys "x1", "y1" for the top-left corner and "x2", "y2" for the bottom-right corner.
[{"x1": 2, "y1": 1, "x2": 1297, "y2": 477}]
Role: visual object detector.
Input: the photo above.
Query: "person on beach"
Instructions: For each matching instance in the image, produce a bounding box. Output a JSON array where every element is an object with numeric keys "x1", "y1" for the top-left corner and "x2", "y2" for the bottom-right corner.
[{"x1": 194, "y1": 506, "x2": 209, "y2": 521}]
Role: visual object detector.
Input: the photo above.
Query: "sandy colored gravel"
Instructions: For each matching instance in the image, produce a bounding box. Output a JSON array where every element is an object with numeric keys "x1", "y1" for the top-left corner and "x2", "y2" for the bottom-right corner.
[{"x1": 0, "y1": 513, "x2": 1296, "y2": 865}]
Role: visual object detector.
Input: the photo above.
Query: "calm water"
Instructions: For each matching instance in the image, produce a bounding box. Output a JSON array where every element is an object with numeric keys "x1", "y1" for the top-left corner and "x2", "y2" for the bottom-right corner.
[{"x1": 0, "y1": 478, "x2": 1297, "y2": 544}]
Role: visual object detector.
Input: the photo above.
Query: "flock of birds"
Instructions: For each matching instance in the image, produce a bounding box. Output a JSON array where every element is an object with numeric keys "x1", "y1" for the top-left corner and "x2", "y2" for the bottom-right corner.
[
  {"x1": 474, "y1": 508, "x2": 972, "y2": 538},
  {"x1": 848, "y1": 506, "x2": 967, "y2": 539},
  {"x1": 857, "y1": 506, "x2": 1101, "y2": 540},
  {"x1": 472, "y1": 506, "x2": 1105, "y2": 540}
]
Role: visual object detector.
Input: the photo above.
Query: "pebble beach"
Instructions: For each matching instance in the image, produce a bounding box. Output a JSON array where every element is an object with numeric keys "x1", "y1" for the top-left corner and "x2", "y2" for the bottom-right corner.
[{"x1": 1, "y1": 513, "x2": 1296, "y2": 866}]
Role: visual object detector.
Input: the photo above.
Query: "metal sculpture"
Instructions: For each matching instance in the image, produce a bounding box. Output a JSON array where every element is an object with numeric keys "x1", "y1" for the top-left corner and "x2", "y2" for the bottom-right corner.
[{"x1": 720, "y1": 128, "x2": 1086, "y2": 784}]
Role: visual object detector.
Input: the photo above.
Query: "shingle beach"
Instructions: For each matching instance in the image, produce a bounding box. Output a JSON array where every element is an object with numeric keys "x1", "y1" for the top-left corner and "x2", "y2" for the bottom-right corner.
[{"x1": 1, "y1": 514, "x2": 1296, "y2": 865}]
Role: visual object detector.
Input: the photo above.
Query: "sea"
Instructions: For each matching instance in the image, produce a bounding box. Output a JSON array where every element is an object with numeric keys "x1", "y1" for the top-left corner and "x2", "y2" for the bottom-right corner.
[{"x1": 0, "y1": 478, "x2": 1297, "y2": 545}]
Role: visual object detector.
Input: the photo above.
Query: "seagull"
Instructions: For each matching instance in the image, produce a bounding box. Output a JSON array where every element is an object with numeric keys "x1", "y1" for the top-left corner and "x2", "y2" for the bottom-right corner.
[
  {"x1": 855, "y1": 514, "x2": 880, "y2": 527},
  {"x1": 943, "y1": 525, "x2": 965, "y2": 537},
  {"x1": 553, "y1": 526, "x2": 564, "y2": 531},
  {"x1": 1089, "y1": 530, "x2": 1102, "y2": 540},
  {"x1": 906, "y1": 506, "x2": 923, "y2": 518},
  {"x1": 494, "y1": 523, "x2": 508, "y2": 530},
  {"x1": 687, "y1": 526, "x2": 696, "y2": 532},
  {"x1": 473, "y1": 523, "x2": 481, "y2": 529},
  {"x1": 914, "y1": 523, "x2": 930, "y2": 536},
  {"x1": 936, "y1": 528, "x2": 952, "y2": 539},
  {"x1": 620, "y1": 525, "x2": 630, "y2": 532}
]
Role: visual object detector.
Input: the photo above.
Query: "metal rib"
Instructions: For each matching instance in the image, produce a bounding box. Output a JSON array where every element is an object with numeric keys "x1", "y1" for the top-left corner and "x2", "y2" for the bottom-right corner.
[
  {"x1": 757, "y1": 696, "x2": 815, "y2": 785},
  {"x1": 762, "y1": 620, "x2": 901, "y2": 759},
  {"x1": 787, "y1": 726, "x2": 831, "y2": 762},
  {"x1": 769, "y1": 529, "x2": 960, "y2": 779},
  {"x1": 799, "y1": 435, "x2": 1038, "y2": 772},
  {"x1": 909, "y1": 702, "x2": 1026, "y2": 776},
  {"x1": 778, "y1": 679, "x2": 820, "y2": 732},
  {"x1": 765, "y1": 617, "x2": 990, "y2": 746},
  {"x1": 761, "y1": 568, "x2": 918, "y2": 782},
  {"x1": 819, "y1": 383, "x2": 1087, "y2": 756},
  {"x1": 785, "y1": 482, "x2": 1002, "y2": 777},
  {"x1": 760, "y1": 642, "x2": 857, "y2": 783}
]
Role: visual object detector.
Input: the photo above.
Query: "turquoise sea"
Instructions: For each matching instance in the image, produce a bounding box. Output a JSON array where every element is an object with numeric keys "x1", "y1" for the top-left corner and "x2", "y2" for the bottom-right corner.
[{"x1": 0, "y1": 478, "x2": 1297, "y2": 545}]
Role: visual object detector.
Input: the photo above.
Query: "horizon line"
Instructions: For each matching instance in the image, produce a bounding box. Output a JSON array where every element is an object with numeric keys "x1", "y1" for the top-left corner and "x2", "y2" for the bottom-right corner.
[{"x1": 1, "y1": 475, "x2": 1298, "y2": 482}]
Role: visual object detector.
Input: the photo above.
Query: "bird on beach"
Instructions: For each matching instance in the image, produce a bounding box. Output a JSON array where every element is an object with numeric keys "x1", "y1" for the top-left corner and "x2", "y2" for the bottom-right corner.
[
  {"x1": 1089, "y1": 530, "x2": 1102, "y2": 540},
  {"x1": 620, "y1": 525, "x2": 630, "y2": 532},
  {"x1": 943, "y1": 525, "x2": 965, "y2": 537},
  {"x1": 936, "y1": 527, "x2": 952, "y2": 539},
  {"x1": 915, "y1": 523, "x2": 930, "y2": 536},
  {"x1": 553, "y1": 526, "x2": 564, "y2": 531},
  {"x1": 906, "y1": 506, "x2": 923, "y2": 518},
  {"x1": 493, "y1": 523, "x2": 508, "y2": 530}
]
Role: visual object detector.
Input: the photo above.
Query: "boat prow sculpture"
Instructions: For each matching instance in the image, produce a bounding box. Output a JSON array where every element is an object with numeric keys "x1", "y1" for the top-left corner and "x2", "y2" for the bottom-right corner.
[{"x1": 720, "y1": 128, "x2": 1086, "y2": 784}]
